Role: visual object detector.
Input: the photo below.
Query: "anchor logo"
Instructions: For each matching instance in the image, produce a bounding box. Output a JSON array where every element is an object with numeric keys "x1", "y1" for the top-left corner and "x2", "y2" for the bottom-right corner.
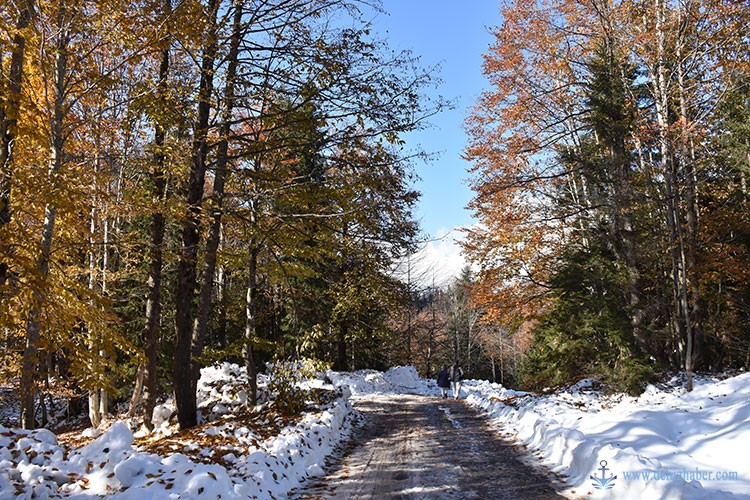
[{"x1": 590, "y1": 460, "x2": 617, "y2": 490}]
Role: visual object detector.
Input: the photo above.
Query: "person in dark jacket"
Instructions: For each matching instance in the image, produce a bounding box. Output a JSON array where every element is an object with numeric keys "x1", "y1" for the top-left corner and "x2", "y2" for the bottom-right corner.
[
  {"x1": 436, "y1": 366, "x2": 450, "y2": 398},
  {"x1": 450, "y1": 362, "x2": 464, "y2": 399}
]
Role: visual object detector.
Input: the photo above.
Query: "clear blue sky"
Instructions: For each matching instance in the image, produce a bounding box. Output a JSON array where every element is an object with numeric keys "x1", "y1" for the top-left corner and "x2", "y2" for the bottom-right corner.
[{"x1": 369, "y1": 0, "x2": 500, "y2": 239}]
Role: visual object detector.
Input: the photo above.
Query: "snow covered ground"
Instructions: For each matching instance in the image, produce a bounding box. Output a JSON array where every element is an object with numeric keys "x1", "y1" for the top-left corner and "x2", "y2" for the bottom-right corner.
[
  {"x1": 0, "y1": 363, "x2": 358, "y2": 499},
  {"x1": 2, "y1": 364, "x2": 748, "y2": 499},
  {"x1": 0, "y1": 365, "x2": 424, "y2": 499},
  {"x1": 335, "y1": 366, "x2": 750, "y2": 498},
  {"x1": 458, "y1": 373, "x2": 750, "y2": 499}
]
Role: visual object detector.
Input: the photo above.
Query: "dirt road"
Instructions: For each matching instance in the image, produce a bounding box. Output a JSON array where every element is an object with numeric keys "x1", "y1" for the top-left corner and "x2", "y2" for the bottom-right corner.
[{"x1": 288, "y1": 394, "x2": 561, "y2": 499}]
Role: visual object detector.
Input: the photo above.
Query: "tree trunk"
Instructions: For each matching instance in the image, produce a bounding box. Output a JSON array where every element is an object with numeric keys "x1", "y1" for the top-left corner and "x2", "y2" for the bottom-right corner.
[
  {"x1": 191, "y1": 0, "x2": 242, "y2": 389},
  {"x1": 141, "y1": 0, "x2": 171, "y2": 431},
  {"x1": 20, "y1": 14, "x2": 69, "y2": 429},
  {"x1": 466, "y1": 322, "x2": 472, "y2": 373},
  {"x1": 216, "y1": 267, "x2": 228, "y2": 347},
  {"x1": 676, "y1": 27, "x2": 703, "y2": 384},
  {"x1": 87, "y1": 160, "x2": 108, "y2": 428},
  {"x1": 650, "y1": 0, "x2": 695, "y2": 387},
  {"x1": 142, "y1": 206, "x2": 165, "y2": 429},
  {"x1": 426, "y1": 287, "x2": 435, "y2": 378},
  {"x1": 0, "y1": 2, "x2": 34, "y2": 290},
  {"x1": 173, "y1": 0, "x2": 220, "y2": 430},
  {"x1": 244, "y1": 246, "x2": 260, "y2": 404},
  {"x1": 127, "y1": 363, "x2": 145, "y2": 419}
]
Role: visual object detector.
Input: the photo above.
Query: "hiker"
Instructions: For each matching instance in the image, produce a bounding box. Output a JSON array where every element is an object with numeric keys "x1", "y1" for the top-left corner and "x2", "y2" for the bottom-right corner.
[
  {"x1": 450, "y1": 362, "x2": 464, "y2": 399},
  {"x1": 436, "y1": 366, "x2": 450, "y2": 399}
]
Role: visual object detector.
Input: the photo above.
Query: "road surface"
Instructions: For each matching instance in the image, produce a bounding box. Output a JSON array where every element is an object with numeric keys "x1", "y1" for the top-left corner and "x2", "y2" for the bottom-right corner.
[{"x1": 288, "y1": 393, "x2": 562, "y2": 499}]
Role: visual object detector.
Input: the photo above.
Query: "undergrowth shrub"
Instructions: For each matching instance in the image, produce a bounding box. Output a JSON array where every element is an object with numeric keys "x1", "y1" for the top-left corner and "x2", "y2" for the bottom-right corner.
[{"x1": 265, "y1": 358, "x2": 329, "y2": 416}]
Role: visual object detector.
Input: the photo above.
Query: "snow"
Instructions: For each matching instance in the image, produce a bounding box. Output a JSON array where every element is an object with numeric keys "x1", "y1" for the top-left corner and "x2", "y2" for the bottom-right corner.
[
  {"x1": 2, "y1": 364, "x2": 748, "y2": 499},
  {"x1": 461, "y1": 373, "x2": 750, "y2": 499},
  {"x1": 327, "y1": 365, "x2": 427, "y2": 395},
  {"x1": 0, "y1": 362, "x2": 354, "y2": 499}
]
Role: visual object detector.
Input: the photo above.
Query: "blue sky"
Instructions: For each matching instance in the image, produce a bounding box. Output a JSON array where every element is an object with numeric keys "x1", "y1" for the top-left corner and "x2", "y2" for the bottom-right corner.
[{"x1": 369, "y1": 1, "x2": 501, "y2": 283}]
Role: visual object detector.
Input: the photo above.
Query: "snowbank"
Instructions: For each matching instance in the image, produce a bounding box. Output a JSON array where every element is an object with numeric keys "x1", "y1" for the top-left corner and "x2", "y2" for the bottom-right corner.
[
  {"x1": 0, "y1": 363, "x2": 353, "y2": 499},
  {"x1": 463, "y1": 373, "x2": 750, "y2": 499},
  {"x1": 328, "y1": 365, "x2": 429, "y2": 395}
]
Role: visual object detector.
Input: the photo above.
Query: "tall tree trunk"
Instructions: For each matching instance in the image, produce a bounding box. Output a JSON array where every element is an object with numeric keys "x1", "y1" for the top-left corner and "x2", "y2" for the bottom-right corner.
[
  {"x1": 676, "y1": 22, "x2": 703, "y2": 387},
  {"x1": 216, "y1": 267, "x2": 228, "y2": 348},
  {"x1": 87, "y1": 159, "x2": 108, "y2": 428},
  {"x1": 426, "y1": 285, "x2": 436, "y2": 377},
  {"x1": 191, "y1": 0, "x2": 242, "y2": 389},
  {"x1": 466, "y1": 320, "x2": 473, "y2": 373},
  {"x1": 127, "y1": 363, "x2": 145, "y2": 420},
  {"x1": 173, "y1": 0, "x2": 220, "y2": 430},
  {"x1": 244, "y1": 245, "x2": 260, "y2": 404},
  {"x1": 140, "y1": 0, "x2": 171, "y2": 431},
  {"x1": 0, "y1": 2, "x2": 34, "y2": 290},
  {"x1": 20, "y1": 14, "x2": 69, "y2": 429},
  {"x1": 142, "y1": 205, "x2": 166, "y2": 429}
]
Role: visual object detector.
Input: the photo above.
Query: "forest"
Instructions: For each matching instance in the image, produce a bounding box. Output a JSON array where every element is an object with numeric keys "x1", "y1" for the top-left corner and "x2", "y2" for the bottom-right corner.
[
  {"x1": 2, "y1": 0, "x2": 749, "y2": 435},
  {"x1": 463, "y1": 0, "x2": 750, "y2": 394},
  {"x1": 0, "y1": 0, "x2": 447, "y2": 431}
]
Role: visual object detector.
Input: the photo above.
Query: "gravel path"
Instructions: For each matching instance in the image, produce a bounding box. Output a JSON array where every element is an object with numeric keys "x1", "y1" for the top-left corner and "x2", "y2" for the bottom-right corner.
[{"x1": 288, "y1": 393, "x2": 562, "y2": 499}]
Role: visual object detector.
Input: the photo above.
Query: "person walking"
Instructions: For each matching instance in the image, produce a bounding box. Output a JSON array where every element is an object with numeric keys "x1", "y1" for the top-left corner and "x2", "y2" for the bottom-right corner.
[
  {"x1": 450, "y1": 362, "x2": 464, "y2": 399},
  {"x1": 436, "y1": 366, "x2": 450, "y2": 399}
]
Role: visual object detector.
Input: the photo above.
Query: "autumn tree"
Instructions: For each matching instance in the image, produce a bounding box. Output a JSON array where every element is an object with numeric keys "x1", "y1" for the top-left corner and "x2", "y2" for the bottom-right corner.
[{"x1": 0, "y1": 1, "x2": 34, "y2": 292}]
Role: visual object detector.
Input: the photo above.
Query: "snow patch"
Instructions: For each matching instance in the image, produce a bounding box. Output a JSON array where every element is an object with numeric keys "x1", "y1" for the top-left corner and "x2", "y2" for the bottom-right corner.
[{"x1": 439, "y1": 406, "x2": 463, "y2": 430}]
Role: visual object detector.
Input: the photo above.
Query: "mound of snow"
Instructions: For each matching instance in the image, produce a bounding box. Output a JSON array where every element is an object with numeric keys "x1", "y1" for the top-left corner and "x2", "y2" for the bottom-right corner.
[
  {"x1": 328, "y1": 366, "x2": 429, "y2": 395},
  {"x1": 463, "y1": 372, "x2": 750, "y2": 499},
  {"x1": 383, "y1": 366, "x2": 421, "y2": 390}
]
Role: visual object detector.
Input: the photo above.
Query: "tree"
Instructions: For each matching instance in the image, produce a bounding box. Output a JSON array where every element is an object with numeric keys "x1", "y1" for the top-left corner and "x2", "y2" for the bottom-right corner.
[
  {"x1": 0, "y1": 0, "x2": 440, "y2": 430},
  {"x1": 0, "y1": 1, "x2": 34, "y2": 292},
  {"x1": 130, "y1": 0, "x2": 174, "y2": 431}
]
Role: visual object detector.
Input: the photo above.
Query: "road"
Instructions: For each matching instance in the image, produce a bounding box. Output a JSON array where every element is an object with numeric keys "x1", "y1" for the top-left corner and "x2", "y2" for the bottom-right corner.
[{"x1": 288, "y1": 393, "x2": 562, "y2": 499}]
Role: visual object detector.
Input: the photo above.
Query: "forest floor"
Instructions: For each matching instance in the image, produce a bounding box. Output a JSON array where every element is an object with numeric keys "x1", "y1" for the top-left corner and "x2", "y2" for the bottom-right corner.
[{"x1": 288, "y1": 393, "x2": 562, "y2": 499}]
